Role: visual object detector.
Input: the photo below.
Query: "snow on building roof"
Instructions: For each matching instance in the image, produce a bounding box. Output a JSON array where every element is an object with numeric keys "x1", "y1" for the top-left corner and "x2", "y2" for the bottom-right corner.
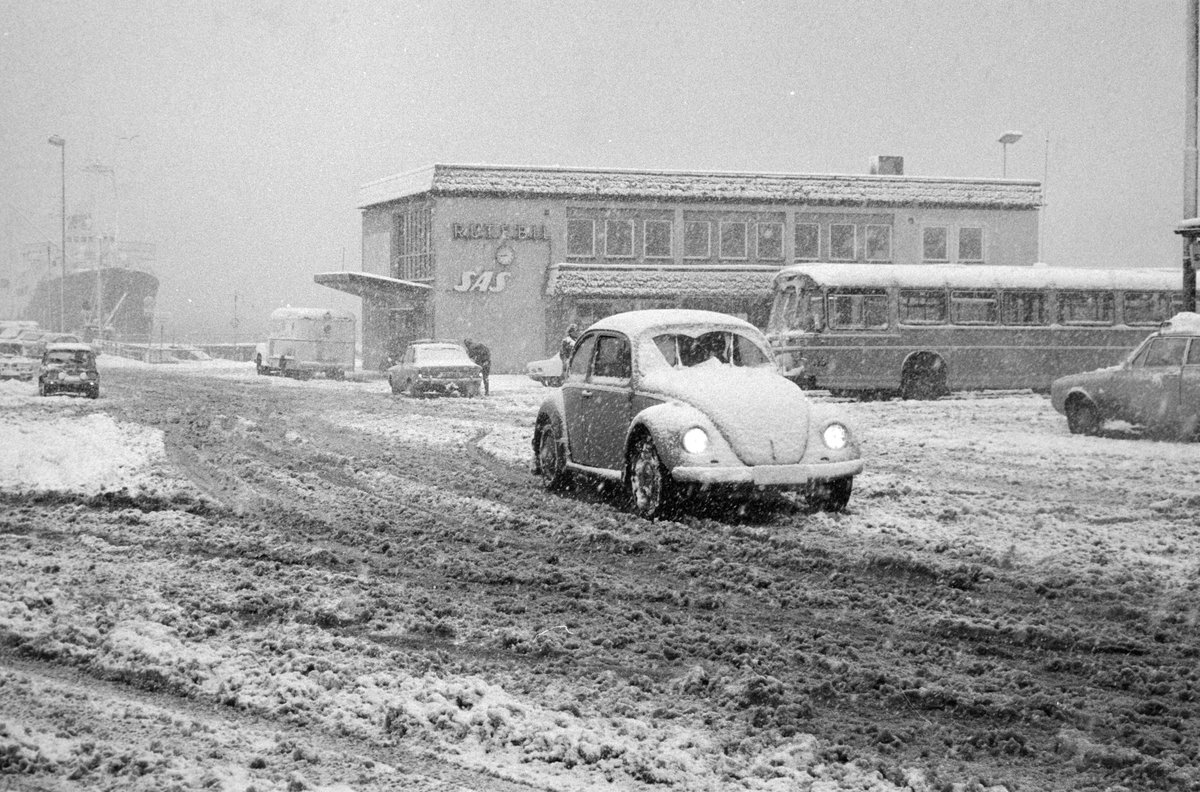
[
  {"x1": 546, "y1": 263, "x2": 778, "y2": 298},
  {"x1": 359, "y1": 164, "x2": 1042, "y2": 210},
  {"x1": 775, "y1": 263, "x2": 1182, "y2": 292}
]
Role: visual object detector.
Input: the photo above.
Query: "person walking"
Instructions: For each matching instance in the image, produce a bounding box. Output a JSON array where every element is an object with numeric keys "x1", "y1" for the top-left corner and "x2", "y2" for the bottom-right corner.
[{"x1": 463, "y1": 338, "x2": 491, "y2": 396}]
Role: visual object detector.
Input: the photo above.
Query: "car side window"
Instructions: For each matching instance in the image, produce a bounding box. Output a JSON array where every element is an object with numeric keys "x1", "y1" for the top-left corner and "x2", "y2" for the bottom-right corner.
[
  {"x1": 590, "y1": 335, "x2": 631, "y2": 382},
  {"x1": 1144, "y1": 337, "x2": 1187, "y2": 367},
  {"x1": 1188, "y1": 339, "x2": 1200, "y2": 365},
  {"x1": 566, "y1": 334, "x2": 597, "y2": 382}
]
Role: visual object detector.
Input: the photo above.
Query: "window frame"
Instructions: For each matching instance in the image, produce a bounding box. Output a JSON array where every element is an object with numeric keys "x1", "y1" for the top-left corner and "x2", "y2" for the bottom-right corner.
[
  {"x1": 719, "y1": 221, "x2": 748, "y2": 261},
  {"x1": 566, "y1": 218, "x2": 596, "y2": 258},
  {"x1": 864, "y1": 224, "x2": 892, "y2": 262},
  {"x1": 923, "y1": 226, "x2": 949, "y2": 262},
  {"x1": 829, "y1": 223, "x2": 857, "y2": 261},
  {"x1": 958, "y1": 226, "x2": 984, "y2": 262},
  {"x1": 827, "y1": 289, "x2": 889, "y2": 331},
  {"x1": 1058, "y1": 290, "x2": 1115, "y2": 326},
  {"x1": 604, "y1": 219, "x2": 635, "y2": 259},
  {"x1": 898, "y1": 288, "x2": 948, "y2": 325},
  {"x1": 755, "y1": 221, "x2": 784, "y2": 261},
  {"x1": 999, "y1": 291, "x2": 1048, "y2": 326},
  {"x1": 794, "y1": 222, "x2": 820, "y2": 260},
  {"x1": 643, "y1": 219, "x2": 673, "y2": 259},
  {"x1": 683, "y1": 220, "x2": 711, "y2": 259},
  {"x1": 949, "y1": 289, "x2": 999, "y2": 325}
]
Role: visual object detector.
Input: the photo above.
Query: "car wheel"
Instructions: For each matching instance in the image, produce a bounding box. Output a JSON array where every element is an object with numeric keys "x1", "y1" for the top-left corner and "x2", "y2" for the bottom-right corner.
[
  {"x1": 388, "y1": 376, "x2": 401, "y2": 395},
  {"x1": 805, "y1": 476, "x2": 853, "y2": 512},
  {"x1": 37, "y1": 381, "x2": 46, "y2": 397},
  {"x1": 1066, "y1": 399, "x2": 1101, "y2": 435},
  {"x1": 628, "y1": 434, "x2": 674, "y2": 519},
  {"x1": 537, "y1": 420, "x2": 570, "y2": 490},
  {"x1": 88, "y1": 386, "x2": 99, "y2": 400}
]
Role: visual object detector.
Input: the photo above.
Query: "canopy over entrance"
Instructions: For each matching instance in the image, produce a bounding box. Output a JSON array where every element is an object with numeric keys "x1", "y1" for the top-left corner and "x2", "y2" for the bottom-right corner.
[{"x1": 314, "y1": 271, "x2": 432, "y2": 305}]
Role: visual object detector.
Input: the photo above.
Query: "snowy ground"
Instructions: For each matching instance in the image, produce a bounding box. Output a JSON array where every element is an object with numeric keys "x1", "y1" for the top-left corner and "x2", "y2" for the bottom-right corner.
[{"x1": 2, "y1": 355, "x2": 1199, "y2": 791}]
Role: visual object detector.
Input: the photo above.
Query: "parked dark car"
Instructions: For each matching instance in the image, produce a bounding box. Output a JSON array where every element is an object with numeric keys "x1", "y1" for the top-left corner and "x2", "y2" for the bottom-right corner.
[
  {"x1": 38, "y1": 342, "x2": 100, "y2": 399},
  {"x1": 532, "y1": 310, "x2": 864, "y2": 517},
  {"x1": 387, "y1": 341, "x2": 483, "y2": 398},
  {"x1": 1051, "y1": 312, "x2": 1200, "y2": 439}
]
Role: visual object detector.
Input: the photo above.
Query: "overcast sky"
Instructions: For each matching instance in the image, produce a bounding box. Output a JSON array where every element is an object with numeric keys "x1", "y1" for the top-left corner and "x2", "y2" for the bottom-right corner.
[{"x1": 1, "y1": 0, "x2": 1188, "y2": 340}]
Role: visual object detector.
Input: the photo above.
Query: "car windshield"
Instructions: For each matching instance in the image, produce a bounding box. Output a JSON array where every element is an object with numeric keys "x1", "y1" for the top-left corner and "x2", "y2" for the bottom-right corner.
[
  {"x1": 415, "y1": 346, "x2": 468, "y2": 365},
  {"x1": 46, "y1": 350, "x2": 94, "y2": 366},
  {"x1": 650, "y1": 330, "x2": 773, "y2": 369},
  {"x1": 0, "y1": 342, "x2": 20, "y2": 355}
]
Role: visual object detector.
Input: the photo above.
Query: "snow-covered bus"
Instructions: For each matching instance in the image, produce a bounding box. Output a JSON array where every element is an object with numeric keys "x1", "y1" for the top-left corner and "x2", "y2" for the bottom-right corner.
[{"x1": 766, "y1": 264, "x2": 1182, "y2": 399}]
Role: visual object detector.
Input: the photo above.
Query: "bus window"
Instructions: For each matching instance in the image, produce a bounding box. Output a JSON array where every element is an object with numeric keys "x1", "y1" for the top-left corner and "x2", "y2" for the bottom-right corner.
[
  {"x1": 828, "y1": 290, "x2": 887, "y2": 330},
  {"x1": 950, "y1": 290, "x2": 998, "y2": 325},
  {"x1": 1123, "y1": 291, "x2": 1175, "y2": 325},
  {"x1": 1059, "y1": 291, "x2": 1114, "y2": 325},
  {"x1": 1000, "y1": 291, "x2": 1047, "y2": 325},
  {"x1": 899, "y1": 289, "x2": 947, "y2": 325}
]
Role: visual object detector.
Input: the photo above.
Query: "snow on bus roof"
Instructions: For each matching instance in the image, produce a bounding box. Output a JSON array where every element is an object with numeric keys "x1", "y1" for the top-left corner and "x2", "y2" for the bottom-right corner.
[
  {"x1": 774, "y1": 263, "x2": 1181, "y2": 292},
  {"x1": 587, "y1": 309, "x2": 760, "y2": 338}
]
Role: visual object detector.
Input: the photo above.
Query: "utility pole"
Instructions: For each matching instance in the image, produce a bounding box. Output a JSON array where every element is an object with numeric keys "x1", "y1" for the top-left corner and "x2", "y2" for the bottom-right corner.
[
  {"x1": 48, "y1": 136, "x2": 66, "y2": 331},
  {"x1": 1180, "y1": 0, "x2": 1199, "y2": 312}
]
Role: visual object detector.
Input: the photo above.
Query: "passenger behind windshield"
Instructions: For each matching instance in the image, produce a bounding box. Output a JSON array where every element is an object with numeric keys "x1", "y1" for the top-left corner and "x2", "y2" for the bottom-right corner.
[
  {"x1": 652, "y1": 331, "x2": 771, "y2": 368},
  {"x1": 47, "y1": 351, "x2": 93, "y2": 365}
]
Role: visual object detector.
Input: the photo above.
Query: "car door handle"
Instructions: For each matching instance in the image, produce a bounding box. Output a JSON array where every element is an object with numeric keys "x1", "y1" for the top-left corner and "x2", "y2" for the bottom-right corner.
[{"x1": 581, "y1": 389, "x2": 593, "y2": 398}]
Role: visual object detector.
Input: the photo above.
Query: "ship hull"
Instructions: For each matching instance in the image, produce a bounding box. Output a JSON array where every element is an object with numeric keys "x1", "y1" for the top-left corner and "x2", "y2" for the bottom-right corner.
[{"x1": 20, "y1": 268, "x2": 158, "y2": 342}]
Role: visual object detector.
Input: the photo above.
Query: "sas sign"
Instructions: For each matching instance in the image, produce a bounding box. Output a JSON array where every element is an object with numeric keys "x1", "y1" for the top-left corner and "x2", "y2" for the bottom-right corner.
[{"x1": 454, "y1": 270, "x2": 511, "y2": 293}]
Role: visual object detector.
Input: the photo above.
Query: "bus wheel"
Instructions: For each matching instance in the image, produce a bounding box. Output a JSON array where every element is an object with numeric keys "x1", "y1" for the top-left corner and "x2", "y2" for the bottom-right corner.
[
  {"x1": 1066, "y1": 398, "x2": 1101, "y2": 435},
  {"x1": 900, "y1": 354, "x2": 947, "y2": 400}
]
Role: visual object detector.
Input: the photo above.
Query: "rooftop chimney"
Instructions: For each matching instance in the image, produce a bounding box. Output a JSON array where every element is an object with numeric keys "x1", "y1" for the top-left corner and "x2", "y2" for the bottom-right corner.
[{"x1": 870, "y1": 156, "x2": 904, "y2": 176}]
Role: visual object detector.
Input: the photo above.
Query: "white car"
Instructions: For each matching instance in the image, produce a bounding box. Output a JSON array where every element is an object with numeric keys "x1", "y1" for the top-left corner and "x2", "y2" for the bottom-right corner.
[
  {"x1": 526, "y1": 354, "x2": 564, "y2": 387},
  {"x1": 532, "y1": 310, "x2": 864, "y2": 517}
]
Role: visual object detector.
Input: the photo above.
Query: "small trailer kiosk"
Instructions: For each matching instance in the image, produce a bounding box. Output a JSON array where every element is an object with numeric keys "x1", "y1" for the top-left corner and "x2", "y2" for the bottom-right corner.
[{"x1": 256, "y1": 308, "x2": 356, "y2": 379}]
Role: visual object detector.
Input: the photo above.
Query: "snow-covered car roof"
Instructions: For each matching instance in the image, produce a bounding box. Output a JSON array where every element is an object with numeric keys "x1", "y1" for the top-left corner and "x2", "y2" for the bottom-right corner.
[
  {"x1": 775, "y1": 264, "x2": 1181, "y2": 292},
  {"x1": 586, "y1": 309, "x2": 762, "y2": 339},
  {"x1": 1158, "y1": 312, "x2": 1200, "y2": 335}
]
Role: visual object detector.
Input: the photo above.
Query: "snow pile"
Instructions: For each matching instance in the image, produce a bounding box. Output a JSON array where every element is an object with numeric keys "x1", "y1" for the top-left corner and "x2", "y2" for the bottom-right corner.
[{"x1": 0, "y1": 409, "x2": 181, "y2": 495}]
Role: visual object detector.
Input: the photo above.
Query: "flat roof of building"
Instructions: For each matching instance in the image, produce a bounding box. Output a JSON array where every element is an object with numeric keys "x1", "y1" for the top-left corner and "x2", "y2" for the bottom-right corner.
[{"x1": 359, "y1": 163, "x2": 1043, "y2": 211}]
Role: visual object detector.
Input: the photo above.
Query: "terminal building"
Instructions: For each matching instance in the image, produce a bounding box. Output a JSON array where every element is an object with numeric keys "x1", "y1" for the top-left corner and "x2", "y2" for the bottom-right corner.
[{"x1": 315, "y1": 159, "x2": 1042, "y2": 372}]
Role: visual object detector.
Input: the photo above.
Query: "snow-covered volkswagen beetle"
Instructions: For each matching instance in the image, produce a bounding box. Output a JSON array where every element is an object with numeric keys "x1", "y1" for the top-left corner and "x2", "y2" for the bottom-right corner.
[{"x1": 531, "y1": 310, "x2": 864, "y2": 517}]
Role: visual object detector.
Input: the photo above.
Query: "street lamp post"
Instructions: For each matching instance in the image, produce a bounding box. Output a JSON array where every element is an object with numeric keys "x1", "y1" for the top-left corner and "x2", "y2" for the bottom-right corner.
[
  {"x1": 998, "y1": 131, "x2": 1023, "y2": 178},
  {"x1": 48, "y1": 135, "x2": 66, "y2": 332}
]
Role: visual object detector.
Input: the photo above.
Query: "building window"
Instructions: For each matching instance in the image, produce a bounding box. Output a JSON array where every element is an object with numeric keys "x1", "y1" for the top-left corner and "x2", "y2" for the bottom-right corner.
[
  {"x1": 719, "y1": 222, "x2": 748, "y2": 260},
  {"x1": 566, "y1": 218, "x2": 595, "y2": 258},
  {"x1": 923, "y1": 227, "x2": 948, "y2": 261},
  {"x1": 644, "y1": 220, "x2": 672, "y2": 259},
  {"x1": 1000, "y1": 291, "x2": 1048, "y2": 325},
  {"x1": 605, "y1": 219, "x2": 634, "y2": 258},
  {"x1": 949, "y1": 290, "x2": 998, "y2": 324},
  {"x1": 830, "y1": 224, "x2": 856, "y2": 261},
  {"x1": 959, "y1": 227, "x2": 984, "y2": 262},
  {"x1": 756, "y1": 222, "x2": 784, "y2": 260},
  {"x1": 684, "y1": 221, "x2": 711, "y2": 259},
  {"x1": 899, "y1": 289, "x2": 947, "y2": 324},
  {"x1": 795, "y1": 223, "x2": 820, "y2": 260},
  {"x1": 865, "y1": 225, "x2": 892, "y2": 261},
  {"x1": 394, "y1": 205, "x2": 433, "y2": 280},
  {"x1": 1058, "y1": 291, "x2": 1115, "y2": 325}
]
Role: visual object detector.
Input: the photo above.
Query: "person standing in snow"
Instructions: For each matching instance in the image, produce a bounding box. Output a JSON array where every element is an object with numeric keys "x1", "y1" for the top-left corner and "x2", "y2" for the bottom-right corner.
[
  {"x1": 463, "y1": 338, "x2": 491, "y2": 396},
  {"x1": 559, "y1": 324, "x2": 579, "y2": 368}
]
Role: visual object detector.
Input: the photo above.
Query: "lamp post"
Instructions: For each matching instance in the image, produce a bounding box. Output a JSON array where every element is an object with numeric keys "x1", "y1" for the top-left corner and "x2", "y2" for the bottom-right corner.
[
  {"x1": 84, "y1": 162, "x2": 117, "y2": 340},
  {"x1": 48, "y1": 135, "x2": 66, "y2": 331},
  {"x1": 998, "y1": 131, "x2": 1023, "y2": 178}
]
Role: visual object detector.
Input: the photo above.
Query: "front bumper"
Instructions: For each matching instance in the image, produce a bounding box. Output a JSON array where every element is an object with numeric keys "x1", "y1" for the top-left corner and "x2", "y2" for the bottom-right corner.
[
  {"x1": 42, "y1": 374, "x2": 98, "y2": 394},
  {"x1": 671, "y1": 457, "x2": 864, "y2": 486}
]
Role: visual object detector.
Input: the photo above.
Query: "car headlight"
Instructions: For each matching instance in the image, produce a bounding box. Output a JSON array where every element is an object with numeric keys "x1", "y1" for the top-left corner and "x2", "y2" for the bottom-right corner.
[
  {"x1": 682, "y1": 427, "x2": 709, "y2": 454},
  {"x1": 822, "y1": 423, "x2": 849, "y2": 449}
]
